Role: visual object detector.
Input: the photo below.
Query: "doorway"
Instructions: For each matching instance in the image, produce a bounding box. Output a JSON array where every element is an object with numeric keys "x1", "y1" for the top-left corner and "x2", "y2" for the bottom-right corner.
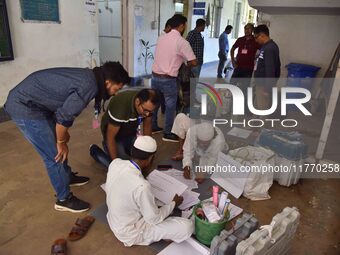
[{"x1": 97, "y1": 0, "x2": 127, "y2": 66}]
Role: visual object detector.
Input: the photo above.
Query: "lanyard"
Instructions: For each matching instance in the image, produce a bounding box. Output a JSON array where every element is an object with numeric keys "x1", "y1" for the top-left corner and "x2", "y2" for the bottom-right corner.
[
  {"x1": 130, "y1": 160, "x2": 141, "y2": 172},
  {"x1": 137, "y1": 116, "x2": 143, "y2": 125},
  {"x1": 136, "y1": 116, "x2": 143, "y2": 137}
]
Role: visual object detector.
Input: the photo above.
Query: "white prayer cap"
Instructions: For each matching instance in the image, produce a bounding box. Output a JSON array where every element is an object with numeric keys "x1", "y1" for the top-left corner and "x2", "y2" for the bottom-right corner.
[
  {"x1": 196, "y1": 122, "x2": 215, "y2": 141},
  {"x1": 133, "y1": 136, "x2": 157, "y2": 153}
]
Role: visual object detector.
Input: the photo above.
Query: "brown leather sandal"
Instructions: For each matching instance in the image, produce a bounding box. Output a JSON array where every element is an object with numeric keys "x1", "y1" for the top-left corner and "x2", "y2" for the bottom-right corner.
[
  {"x1": 51, "y1": 239, "x2": 67, "y2": 255},
  {"x1": 68, "y1": 216, "x2": 95, "y2": 241}
]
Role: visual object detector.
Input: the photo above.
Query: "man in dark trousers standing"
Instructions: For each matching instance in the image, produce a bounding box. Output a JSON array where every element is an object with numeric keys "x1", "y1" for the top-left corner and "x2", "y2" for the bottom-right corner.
[
  {"x1": 217, "y1": 25, "x2": 233, "y2": 78},
  {"x1": 230, "y1": 23, "x2": 260, "y2": 93},
  {"x1": 253, "y1": 24, "x2": 281, "y2": 110},
  {"x1": 151, "y1": 14, "x2": 197, "y2": 142},
  {"x1": 186, "y1": 18, "x2": 206, "y2": 78},
  {"x1": 5, "y1": 62, "x2": 130, "y2": 213}
]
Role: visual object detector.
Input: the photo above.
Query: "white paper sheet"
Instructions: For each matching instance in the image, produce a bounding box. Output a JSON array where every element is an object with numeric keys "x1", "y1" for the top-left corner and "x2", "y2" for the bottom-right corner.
[
  {"x1": 201, "y1": 197, "x2": 243, "y2": 221},
  {"x1": 211, "y1": 152, "x2": 249, "y2": 199},
  {"x1": 147, "y1": 170, "x2": 188, "y2": 204},
  {"x1": 181, "y1": 207, "x2": 194, "y2": 219},
  {"x1": 228, "y1": 203, "x2": 243, "y2": 220},
  {"x1": 162, "y1": 169, "x2": 198, "y2": 190},
  {"x1": 157, "y1": 237, "x2": 210, "y2": 255},
  {"x1": 178, "y1": 190, "x2": 200, "y2": 210},
  {"x1": 227, "y1": 127, "x2": 252, "y2": 139}
]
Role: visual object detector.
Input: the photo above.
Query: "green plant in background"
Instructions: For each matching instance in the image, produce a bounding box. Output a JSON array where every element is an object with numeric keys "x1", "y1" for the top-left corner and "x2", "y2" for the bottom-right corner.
[
  {"x1": 139, "y1": 39, "x2": 154, "y2": 75},
  {"x1": 88, "y1": 49, "x2": 98, "y2": 68}
]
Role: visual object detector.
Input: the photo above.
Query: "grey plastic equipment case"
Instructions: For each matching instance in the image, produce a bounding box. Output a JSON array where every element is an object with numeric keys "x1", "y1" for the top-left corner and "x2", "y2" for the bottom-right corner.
[
  {"x1": 236, "y1": 207, "x2": 300, "y2": 255},
  {"x1": 210, "y1": 213, "x2": 259, "y2": 255}
]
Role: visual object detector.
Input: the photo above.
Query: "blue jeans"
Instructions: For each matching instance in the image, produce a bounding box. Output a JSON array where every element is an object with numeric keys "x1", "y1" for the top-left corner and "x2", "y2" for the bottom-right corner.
[
  {"x1": 151, "y1": 76, "x2": 178, "y2": 134},
  {"x1": 191, "y1": 65, "x2": 202, "y2": 78},
  {"x1": 217, "y1": 52, "x2": 227, "y2": 77},
  {"x1": 13, "y1": 119, "x2": 71, "y2": 200},
  {"x1": 90, "y1": 136, "x2": 135, "y2": 168}
]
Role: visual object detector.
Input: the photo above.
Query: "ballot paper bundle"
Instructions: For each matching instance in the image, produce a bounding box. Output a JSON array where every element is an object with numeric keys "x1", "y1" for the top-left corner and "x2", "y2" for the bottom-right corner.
[{"x1": 147, "y1": 169, "x2": 200, "y2": 210}]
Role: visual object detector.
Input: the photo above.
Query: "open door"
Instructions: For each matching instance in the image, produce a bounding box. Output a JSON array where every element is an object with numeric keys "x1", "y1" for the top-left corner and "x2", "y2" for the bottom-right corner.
[{"x1": 98, "y1": 0, "x2": 127, "y2": 65}]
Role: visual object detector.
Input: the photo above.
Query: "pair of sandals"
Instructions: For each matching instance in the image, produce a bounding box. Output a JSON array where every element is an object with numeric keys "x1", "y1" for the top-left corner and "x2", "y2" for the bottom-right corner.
[{"x1": 51, "y1": 216, "x2": 95, "y2": 255}]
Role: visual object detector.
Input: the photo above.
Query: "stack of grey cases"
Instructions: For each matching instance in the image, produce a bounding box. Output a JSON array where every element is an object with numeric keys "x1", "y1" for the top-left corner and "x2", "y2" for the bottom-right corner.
[
  {"x1": 257, "y1": 129, "x2": 308, "y2": 186},
  {"x1": 210, "y1": 213, "x2": 259, "y2": 255},
  {"x1": 236, "y1": 207, "x2": 300, "y2": 255}
]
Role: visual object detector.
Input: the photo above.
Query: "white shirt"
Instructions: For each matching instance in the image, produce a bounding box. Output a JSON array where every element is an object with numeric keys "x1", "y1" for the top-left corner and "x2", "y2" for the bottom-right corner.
[
  {"x1": 182, "y1": 126, "x2": 226, "y2": 169},
  {"x1": 105, "y1": 159, "x2": 176, "y2": 246}
]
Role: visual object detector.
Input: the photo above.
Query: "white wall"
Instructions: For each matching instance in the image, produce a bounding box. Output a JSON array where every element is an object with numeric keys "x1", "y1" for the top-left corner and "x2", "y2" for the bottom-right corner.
[
  {"x1": 0, "y1": 0, "x2": 99, "y2": 106},
  {"x1": 259, "y1": 13, "x2": 340, "y2": 78},
  {"x1": 132, "y1": 0, "x2": 175, "y2": 77}
]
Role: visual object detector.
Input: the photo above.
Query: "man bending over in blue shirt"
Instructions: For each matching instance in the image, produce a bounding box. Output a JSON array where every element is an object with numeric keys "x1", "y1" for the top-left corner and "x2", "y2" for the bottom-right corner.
[{"x1": 5, "y1": 62, "x2": 130, "y2": 213}]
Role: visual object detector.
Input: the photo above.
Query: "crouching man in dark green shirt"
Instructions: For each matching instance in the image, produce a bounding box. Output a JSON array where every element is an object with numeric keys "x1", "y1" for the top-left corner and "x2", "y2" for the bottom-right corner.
[{"x1": 90, "y1": 89, "x2": 160, "y2": 168}]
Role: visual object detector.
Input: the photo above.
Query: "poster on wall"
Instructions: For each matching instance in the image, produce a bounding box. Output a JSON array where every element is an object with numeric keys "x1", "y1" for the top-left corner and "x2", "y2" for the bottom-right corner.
[
  {"x1": 20, "y1": 0, "x2": 60, "y2": 23},
  {"x1": 0, "y1": 0, "x2": 14, "y2": 61}
]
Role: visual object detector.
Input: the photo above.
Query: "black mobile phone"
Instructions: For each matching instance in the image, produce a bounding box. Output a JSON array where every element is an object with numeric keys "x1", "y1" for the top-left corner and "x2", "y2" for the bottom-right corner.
[{"x1": 157, "y1": 164, "x2": 173, "y2": 170}]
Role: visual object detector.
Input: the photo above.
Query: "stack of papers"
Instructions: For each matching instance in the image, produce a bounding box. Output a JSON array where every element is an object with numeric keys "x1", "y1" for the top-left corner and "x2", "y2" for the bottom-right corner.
[
  {"x1": 201, "y1": 197, "x2": 243, "y2": 221},
  {"x1": 148, "y1": 169, "x2": 201, "y2": 210},
  {"x1": 147, "y1": 170, "x2": 188, "y2": 204},
  {"x1": 162, "y1": 169, "x2": 198, "y2": 190},
  {"x1": 211, "y1": 152, "x2": 249, "y2": 198},
  {"x1": 157, "y1": 237, "x2": 209, "y2": 255},
  {"x1": 178, "y1": 190, "x2": 200, "y2": 210}
]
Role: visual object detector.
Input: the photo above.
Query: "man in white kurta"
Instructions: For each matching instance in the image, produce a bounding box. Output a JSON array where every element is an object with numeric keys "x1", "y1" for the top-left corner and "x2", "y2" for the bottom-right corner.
[
  {"x1": 182, "y1": 122, "x2": 226, "y2": 180},
  {"x1": 105, "y1": 136, "x2": 193, "y2": 247}
]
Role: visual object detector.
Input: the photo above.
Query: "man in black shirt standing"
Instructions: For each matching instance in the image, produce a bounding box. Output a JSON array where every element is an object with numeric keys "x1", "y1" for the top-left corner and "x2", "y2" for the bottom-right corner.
[
  {"x1": 253, "y1": 24, "x2": 281, "y2": 110},
  {"x1": 186, "y1": 19, "x2": 206, "y2": 78}
]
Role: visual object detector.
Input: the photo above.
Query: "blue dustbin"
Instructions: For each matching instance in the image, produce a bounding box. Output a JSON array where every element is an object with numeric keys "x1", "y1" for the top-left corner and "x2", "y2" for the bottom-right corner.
[{"x1": 285, "y1": 63, "x2": 320, "y2": 111}]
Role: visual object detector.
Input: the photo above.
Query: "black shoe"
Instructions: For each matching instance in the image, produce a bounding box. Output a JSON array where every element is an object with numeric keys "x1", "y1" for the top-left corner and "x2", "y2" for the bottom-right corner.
[
  {"x1": 152, "y1": 126, "x2": 163, "y2": 134},
  {"x1": 69, "y1": 172, "x2": 89, "y2": 187},
  {"x1": 162, "y1": 133, "x2": 179, "y2": 142},
  {"x1": 54, "y1": 193, "x2": 90, "y2": 213}
]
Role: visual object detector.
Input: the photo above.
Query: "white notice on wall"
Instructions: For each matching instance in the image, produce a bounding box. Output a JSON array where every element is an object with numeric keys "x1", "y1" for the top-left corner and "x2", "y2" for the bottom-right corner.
[{"x1": 85, "y1": 0, "x2": 96, "y2": 16}]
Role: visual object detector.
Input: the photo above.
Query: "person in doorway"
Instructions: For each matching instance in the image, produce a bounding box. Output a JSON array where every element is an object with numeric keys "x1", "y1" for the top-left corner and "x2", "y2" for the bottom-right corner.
[
  {"x1": 230, "y1": 23, "x2": 260, "y2": 95},
  {"x1": 152, "y1": 14, "x2": 197, "y2": 142},
  {"x1": 186, "y1": 18, "x2": 206, "y2": 78},
  {"x1": 89, "y1": 89, "x2": 160, "y2": 168},
  {"x1": 253, "y1": 24, "x2": 281, "y2": 110},
  {"x1": 4, "y1": 62, "x2": 130, "y2": 213},
  {"x1": 105, "y1": 135, "x2": 193, "y2": 246},
  {"x1": 217, "y1": 25, "x2": 233, "y2": 78}
]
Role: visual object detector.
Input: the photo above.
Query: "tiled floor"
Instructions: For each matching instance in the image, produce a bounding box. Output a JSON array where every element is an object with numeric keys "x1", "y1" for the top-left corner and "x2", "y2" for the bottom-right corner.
[{"x1": 0, "y1": 64, "x2": 339, "y2": 254}]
